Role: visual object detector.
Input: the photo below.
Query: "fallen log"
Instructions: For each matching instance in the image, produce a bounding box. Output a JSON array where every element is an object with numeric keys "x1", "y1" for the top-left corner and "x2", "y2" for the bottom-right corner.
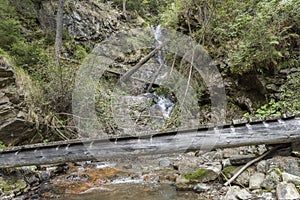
[{"x1": 0, "y1": 117, "x2": 300, "y2": 168}]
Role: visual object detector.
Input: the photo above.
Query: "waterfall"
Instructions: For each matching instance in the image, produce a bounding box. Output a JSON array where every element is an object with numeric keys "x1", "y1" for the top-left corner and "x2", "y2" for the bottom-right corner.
[{"x1": 151, "y1": 25, "x2": 174, "y2": 119}]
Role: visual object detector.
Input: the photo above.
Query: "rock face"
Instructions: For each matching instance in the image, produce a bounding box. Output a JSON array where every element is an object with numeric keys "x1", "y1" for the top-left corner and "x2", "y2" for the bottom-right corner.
[
  {"x1": 38, "y1": 0, "x2": 121, "y2": 44},
  {"x1": 0, "y1": 58, "x2": 36, "y2": 146}
]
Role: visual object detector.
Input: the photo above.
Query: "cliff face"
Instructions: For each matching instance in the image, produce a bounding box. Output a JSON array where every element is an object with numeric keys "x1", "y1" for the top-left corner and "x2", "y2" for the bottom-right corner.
[
  {"x1": 0, "y1": 58, "x2": 36, "y2": 146},
  {"x1": 37, "y1": 0, "x2": 122, "y2": 44}
]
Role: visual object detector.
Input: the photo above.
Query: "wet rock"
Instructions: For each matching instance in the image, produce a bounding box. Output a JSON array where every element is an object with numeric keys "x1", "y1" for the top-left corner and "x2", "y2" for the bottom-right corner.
[
  {"x1": 276, "y1": 182, "x2": 300, "y2": 200},
  {"x1": 282, "y1": 172, "x2": 300, "y2": 185},
  {"x1": 193, "y1": 183, "x2": 210, "y2": 193},
  {"x1": 249, "y1": 173, "x2": 265, "y2": 190},
  {"x1": 159, "y1": 159, "x2": 172, "y2": 168},
  {"x1": 261, "y1": 169, "x2": 281, "y2": 190},
  {"x1": 175, "y1": 175, "x2": 193, "y2": 191},
  {"x1": 236, "y1": 188, "x2": 252, "y2": 200}
]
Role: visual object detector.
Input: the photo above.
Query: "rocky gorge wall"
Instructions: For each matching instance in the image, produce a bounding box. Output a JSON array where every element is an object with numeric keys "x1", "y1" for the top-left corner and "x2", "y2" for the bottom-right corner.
[{"x1": 0, "y1": 58, "x2": 37, "y2": 146}]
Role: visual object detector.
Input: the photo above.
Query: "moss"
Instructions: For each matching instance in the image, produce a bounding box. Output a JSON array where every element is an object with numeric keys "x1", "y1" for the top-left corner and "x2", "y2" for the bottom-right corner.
[
  {"x1": 184, "y1": 168, "x2": 207, "y2": 180},
  {"x1": 222, "y1": 166, "x2": 241, "y2": 179}
]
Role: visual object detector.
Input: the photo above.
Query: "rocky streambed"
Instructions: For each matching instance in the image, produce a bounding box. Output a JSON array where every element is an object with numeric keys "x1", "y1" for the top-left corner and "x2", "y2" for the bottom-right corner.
[{"x1": 1, "y1": 144, "x2": 300, "y2": 200}]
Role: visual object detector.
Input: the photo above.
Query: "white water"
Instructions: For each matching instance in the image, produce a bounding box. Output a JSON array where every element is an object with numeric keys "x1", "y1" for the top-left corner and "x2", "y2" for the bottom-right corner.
[
  {"x1": 152, "y1": 25, "x2": 174, "y2": 119},
  {"x1": 156, "y1": 95, "x2": 174, "y2": 119}
]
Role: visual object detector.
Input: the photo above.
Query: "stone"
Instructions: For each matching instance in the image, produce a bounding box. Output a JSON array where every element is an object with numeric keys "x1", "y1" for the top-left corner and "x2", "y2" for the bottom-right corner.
[
  {"x1": 222, "y1": 159, "x2": 231, "y2": 168},
  {"x1": 265, "y1": 156, "x2": 300, "y2": 176},
  {"x1": 292, "y1": 142, "x2": 300, "y2": 158},
  {"x1": 256, "y1": 160, "x2": 267, "y2": 173},
  {"x1": 159, "y1": 159, "x2": 172, "y2": 168},
  {"x1": 261, "y1": 169, "x2": 281, "y2": 190},
  {"x1": 236, "y1": 188, "x2": 252, "y2": 200},
  {"x1": 175, "y1": 175, "x2": 193, "y2": 191},
  {"x1": 259, "y1": 192, "x2": 276, "y2": 200},
  {"x1": 184, "y1": 162, "x2": 222, "y2": 183},
  {"x1": 282, "y1": 172, "x2": 300, "y2": 185},
  {"x1": 249, "y1": 173, "x2": 265, "y2": 190},
  {"x1": 229, "y1": 154, "x2": 256, "y2": 165},
  {"x1": 236, "y1": 166, "x2": 255, "y2": 186},
  {"x1": 222, "y1": 186, "x2": 240, "y2": 200},
  {"x1": 276, "y1": 182, "x2": 300, "y2": 200},
  {"x1": 193, "y1": 183, "x2": 210, "y2": 193}
]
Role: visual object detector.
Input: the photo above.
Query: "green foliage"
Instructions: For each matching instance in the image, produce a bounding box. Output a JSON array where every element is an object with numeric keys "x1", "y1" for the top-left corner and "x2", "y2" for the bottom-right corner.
[
  {"x1": 160, "y1": 0, "x2": 300, "y2": 75},
  {"x1": 279, "y1": 72, "x2": 300, "y2": 113},
  {"x1": 0, "y1": 19, "x2": 21, "y2": 51},
  {"x1": 10, "y1": 41, "x2": 48, "y2": 72},
  {"x1": 247, "y1": 72, "x2": 300, "y2": 117},
  {"x1": 0, "y1": 141, "x2": 12, "y2": 148},
  {"x1": 254, "y1": 99, "x2": 282, "y2": 117}
]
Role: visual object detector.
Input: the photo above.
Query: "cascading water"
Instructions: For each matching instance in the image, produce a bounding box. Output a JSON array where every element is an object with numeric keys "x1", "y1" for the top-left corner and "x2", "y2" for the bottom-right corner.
[{"x1": 151, "y1": 25, "x2": 174, "y2": 119}]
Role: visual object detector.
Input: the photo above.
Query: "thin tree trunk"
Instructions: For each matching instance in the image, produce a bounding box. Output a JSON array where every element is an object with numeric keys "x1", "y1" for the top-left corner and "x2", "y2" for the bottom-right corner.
[
  {"x1": 122, "y1": 0, "x2": 127, "y2": 17},
  {"x1": 55, "y1": 0, "x2": 65, "y2": 56}
]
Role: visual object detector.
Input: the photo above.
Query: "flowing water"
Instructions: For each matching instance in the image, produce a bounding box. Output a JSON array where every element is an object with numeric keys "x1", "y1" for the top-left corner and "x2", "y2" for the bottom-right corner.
[{"x1": 64, "y1": 183, "x2": 198, "y2": 200}]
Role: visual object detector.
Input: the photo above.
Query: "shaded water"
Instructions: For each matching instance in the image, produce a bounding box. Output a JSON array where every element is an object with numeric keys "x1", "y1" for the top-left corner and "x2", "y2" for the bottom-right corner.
[{"x1": 64, "y1": 183, "x2": 198, "y2": 200}]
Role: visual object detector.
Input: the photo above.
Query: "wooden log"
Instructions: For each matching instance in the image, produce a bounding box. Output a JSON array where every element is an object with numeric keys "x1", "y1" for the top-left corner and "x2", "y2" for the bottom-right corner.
[{"x1": 0, "y1": 118, "x2": 300, "y2": 168}]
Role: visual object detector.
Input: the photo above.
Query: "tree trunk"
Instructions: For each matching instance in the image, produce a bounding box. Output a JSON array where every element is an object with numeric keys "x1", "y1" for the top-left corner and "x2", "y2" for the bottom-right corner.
[
  {"x1": 122, "y1": 0, "x2": 127, "y2": 17},
  {"x1": 55, "y1": 0, "x2": 65, "y2": 56}
]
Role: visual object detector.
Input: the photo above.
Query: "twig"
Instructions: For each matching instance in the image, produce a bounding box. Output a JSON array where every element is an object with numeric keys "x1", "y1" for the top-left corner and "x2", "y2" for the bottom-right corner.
[{"x1": 224, "y1": 145, "x2": 283, "y2": 186}]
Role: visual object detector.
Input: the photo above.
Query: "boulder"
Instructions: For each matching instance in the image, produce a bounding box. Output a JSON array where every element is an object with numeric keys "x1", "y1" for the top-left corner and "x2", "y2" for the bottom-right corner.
[{"x1": 276, "y1": 182, "x2": 300, "y2": 200}]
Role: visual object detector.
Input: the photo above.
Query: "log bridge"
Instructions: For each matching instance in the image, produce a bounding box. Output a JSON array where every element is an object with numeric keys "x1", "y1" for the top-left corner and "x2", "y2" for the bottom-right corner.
[{"x1": 1, "y1": 115, "x2": 300, "y2": 168}]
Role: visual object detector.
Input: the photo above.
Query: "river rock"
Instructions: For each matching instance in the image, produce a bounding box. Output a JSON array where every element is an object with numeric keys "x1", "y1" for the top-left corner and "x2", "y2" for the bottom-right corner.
[
  {"x1": 256, "y1": 160, "x2": 267, "y2": 173},
  {"x1": 276, "y1": 182, "x2": 300, "y2": 200},
  {"x1": 221, "y1": 186, "x2": 240, "y2": 200},
  {"x1": 235, "y1": 166, "x2": 255, "y2": 186},
  {"x1": 265, "y1": 156, "x2": 300, "y2": 176},
  {"x1": 175, "y1": 175, "x2": 193, "y2": 191},
  {"x1": 236, "y1": 188, "x2": 252, "y2": 200},
  {"x1": 249, "y1": 173, "x2": 265, "y2": 190},
  {"x1": 229, "y1": 154, "x2": 256, "y2": 165},
  {"x1": 259, "y1": 192, "x2": 276, "y2": 200},
  {"x1": 261, "y1": 169, "x2": 282, "y2": 190},
  {"x1": 282, "y1": 172, "x2": 300, "y2": 185},
  {"x1": 184, "y1": 162, "x2": 222, "y2": 183},
  {"x1": 193, "y1": 183, "x2": 210, "y2": 193}
]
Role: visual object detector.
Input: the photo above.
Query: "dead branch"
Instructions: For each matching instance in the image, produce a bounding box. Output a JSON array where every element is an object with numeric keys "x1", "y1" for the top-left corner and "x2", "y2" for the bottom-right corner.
[
  {"x1": 224, "y1": 145, "x2": 284, "y2": 186},
  {"x1": 120, "y1": 43, "x2": 165, "y2": 82}
]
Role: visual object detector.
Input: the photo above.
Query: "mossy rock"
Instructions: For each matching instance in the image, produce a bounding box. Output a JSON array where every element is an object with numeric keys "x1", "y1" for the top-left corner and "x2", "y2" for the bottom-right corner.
[
  {"x1": 184, "y1": 168, "x2": 219, "y2": 183},
  {"x1": 222, "y1": 165, "x2": 242, "y2": 180}
]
